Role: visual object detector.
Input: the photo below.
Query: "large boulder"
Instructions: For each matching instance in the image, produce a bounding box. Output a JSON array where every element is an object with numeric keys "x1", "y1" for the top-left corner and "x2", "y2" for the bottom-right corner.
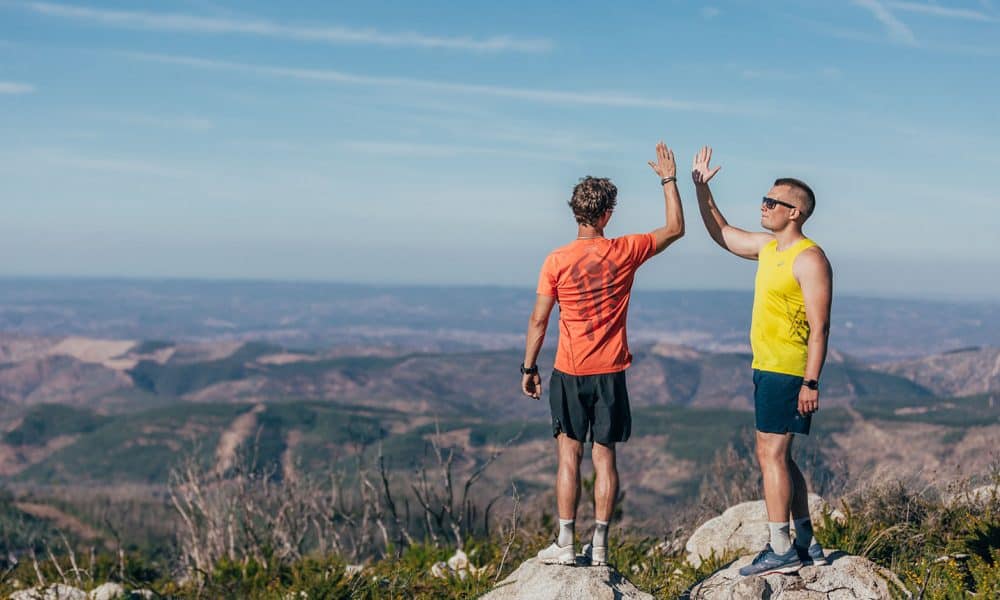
[
  {"x1": 689, "y1": 551, "x2": 910, "y2": 599},
  {"x1": 481, "y1": 557, "x2": 653, "y2": 600},
  {"x1": 686, "y1": 493, "x2": 839, "y2": 567}
]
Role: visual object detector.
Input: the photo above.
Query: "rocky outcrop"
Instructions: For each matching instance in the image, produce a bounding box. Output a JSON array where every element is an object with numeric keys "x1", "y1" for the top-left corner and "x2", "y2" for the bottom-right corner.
[
  {"x1": 686, "y1": 493, "x2": 840, "y2": 567},
  {"x1": 88, "y1": 582, "x2": 125, "y2": 600},
  {"x1": 10, "y1": 584, "x2": 87, "y2": 600},
  {"x1": 480, "y1": 557, "x2": 652, "y2": 600},
  {"x1": 948, "y1": 483, "x2": 999, "y2": 507},
  {"x1": 9, "y1": 583, "x2": 148, "y2": 600},
  {"x1": 689, "y1": 551, "x2": 910, "y2": 599}
]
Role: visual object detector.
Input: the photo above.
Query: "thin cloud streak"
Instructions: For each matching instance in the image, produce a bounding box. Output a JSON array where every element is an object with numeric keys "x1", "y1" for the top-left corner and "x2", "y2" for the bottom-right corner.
[
  {"x1": 0, "y1": 81, "x2": 35, "y2": 94},
  {"x1": 107, "y1": 113, "x2": 215, "y2": 131},
  {"x1": 886, "y1": 1, "x2": 999, "y2": 22},
  {"x1": 123, "y1": 52, "x2": 747, "y2": 115},
  {"x1": 341, "y1": 140, "x2": 588, "y2": 163},
  {"x1": 24, "y1": 1, "x2": 552, "y2": 53},
  {"x1": 20, "y1": 148, "x2": 188, "y2": 177},
  {"x1": 852, "y1": 0, "x2": 919, "y2": 45}
]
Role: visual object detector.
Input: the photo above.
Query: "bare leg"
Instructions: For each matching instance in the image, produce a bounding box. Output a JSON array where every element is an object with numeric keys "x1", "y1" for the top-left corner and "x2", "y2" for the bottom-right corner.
[
  {"x1": 756, "y1": 431, "x2": 794, "y2": 522},
  {"x1": 556, "y1": 433, "x2": 584, "y2": 520},
  {"x1": 787, "y1": 437, "x2": 811, "y2": 520},
  {"x1": 591, "y1": 442, "x2": 618, "y2": 522}
]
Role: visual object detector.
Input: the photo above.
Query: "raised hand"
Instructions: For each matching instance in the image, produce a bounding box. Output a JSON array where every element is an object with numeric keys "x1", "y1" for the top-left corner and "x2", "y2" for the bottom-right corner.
[
  {"x1": 692, "y1": 146, "x2": 722, "y2": 184},
  {"x1": 647, "y1": 141, "x2": 676, "y2": 179}
]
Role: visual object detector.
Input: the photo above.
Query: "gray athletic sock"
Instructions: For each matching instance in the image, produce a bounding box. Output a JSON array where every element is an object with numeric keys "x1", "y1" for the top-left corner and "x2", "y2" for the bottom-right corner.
[
  {"x1": 769, "y1": 522, "x2": 792, "y2": 554},
  {"x1": 592, "y1": 520, "x2": 609, "y2": 548},
  {"x1": 793, "y1": 516, "x2": 816, "y2": 549},
  {"x1": 558, "y1": 519, "x2": 575, "y2": 547}
]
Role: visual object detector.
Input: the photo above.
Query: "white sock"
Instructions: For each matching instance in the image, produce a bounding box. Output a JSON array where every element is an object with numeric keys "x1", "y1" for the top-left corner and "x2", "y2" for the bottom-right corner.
[
  {"x1": 558, "y1": 519, "x2": 575, "y2": 547},
  {"x1": 793, "y1": 516, "x2": 816, "y2": 549},
  {"x1": 769, "y1": 522, "x2": 791, "y2": 554},
  {"x1": 593, "y1": 520, "x2": 609, "y2": 548}
]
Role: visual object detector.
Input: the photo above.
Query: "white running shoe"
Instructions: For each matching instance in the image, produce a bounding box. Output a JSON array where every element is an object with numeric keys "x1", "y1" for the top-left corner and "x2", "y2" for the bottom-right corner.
[
  {"x1": 537, "y1": 541, "x2": 576, "y2": 565},
  {"x1": 582, "y1": 543, "x2": 607, "y2": 566}
]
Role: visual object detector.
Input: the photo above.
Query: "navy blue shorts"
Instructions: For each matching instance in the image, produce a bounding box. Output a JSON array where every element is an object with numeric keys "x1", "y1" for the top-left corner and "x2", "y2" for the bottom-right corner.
[
  {"x1": 548, "y1": 369, "x2": 631, "y2": 446},
  {"x1": 753, "y1": 369, "x2": 811, "y2": 435}
]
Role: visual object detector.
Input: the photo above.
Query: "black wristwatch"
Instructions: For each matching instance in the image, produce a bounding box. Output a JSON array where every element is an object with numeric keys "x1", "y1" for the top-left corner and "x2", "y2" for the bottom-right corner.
[
  {"x1": 802, "y1": 379, "x2": 819, "y2": 390},
  {"x1": 520, "y1": 363, "x2": 539, "y2": 375}
]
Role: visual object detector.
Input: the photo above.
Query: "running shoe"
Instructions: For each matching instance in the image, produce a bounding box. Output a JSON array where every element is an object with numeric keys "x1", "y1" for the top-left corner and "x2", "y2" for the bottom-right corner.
[
  {"x1": 738, "y1": 544, "x2": 802, "y2": 576},
  {"x1": 537, "y1": 541, "x2": 575, "y2": 565},
  {"x1": 582, "y1": 542, "x2": 607, "y2": 566},
  {"x1": 796, "y1": 542, "x2": 827, "y2": 566}
]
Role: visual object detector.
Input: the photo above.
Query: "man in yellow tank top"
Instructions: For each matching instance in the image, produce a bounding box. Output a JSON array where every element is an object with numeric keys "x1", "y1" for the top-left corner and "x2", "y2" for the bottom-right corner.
[{"x1": 691, "y1": 146, "x2": 833, "y2": 576}]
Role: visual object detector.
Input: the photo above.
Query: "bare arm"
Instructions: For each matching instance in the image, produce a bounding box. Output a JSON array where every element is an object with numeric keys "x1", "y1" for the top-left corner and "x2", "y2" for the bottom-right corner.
[
  {"x1": 692, "y1": 146, "x2": 772, "y2": 260},
  {"x1": 646, "y1": 141, "x2": 684, "y2": 253},
  {"x1": 522, "y1": 293, "x2": 556, "y2": 399},
  {"x1": 795, "y1": 247, "x2": 833, "y2": 415}
]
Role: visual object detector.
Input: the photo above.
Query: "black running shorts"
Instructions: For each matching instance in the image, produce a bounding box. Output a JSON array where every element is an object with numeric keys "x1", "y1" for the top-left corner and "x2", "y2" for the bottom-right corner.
[
  {"x1": 753, "y1": 369, "x2": 811, "y2": 435},
  {"x1": 548, "y1": 369, "x2": 631, "y2": 446}
]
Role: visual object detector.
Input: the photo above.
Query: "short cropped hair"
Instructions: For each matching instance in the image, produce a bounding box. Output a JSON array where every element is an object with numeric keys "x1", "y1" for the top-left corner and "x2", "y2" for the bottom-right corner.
[
  {"x1": 569, "y1": 176, "x2": 617, "y2": 227},
  {"x1": 774, "y1": 177, "x2": 816, "y2": 218}
]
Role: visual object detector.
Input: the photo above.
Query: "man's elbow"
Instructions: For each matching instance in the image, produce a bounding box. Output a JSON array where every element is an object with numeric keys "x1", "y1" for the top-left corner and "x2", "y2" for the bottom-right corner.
[
  {"x1": 528, "y1": 315, "x2": 549, "y2": 330},
  {"x1": 664, "y1": 223, "x2": 685, "y2": 242}
]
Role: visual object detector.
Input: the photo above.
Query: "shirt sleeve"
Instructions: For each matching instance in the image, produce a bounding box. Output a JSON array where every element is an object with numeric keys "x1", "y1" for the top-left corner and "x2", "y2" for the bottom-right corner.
[
  {"x1": 627, "y1": 233, "x2": 658, "y2": 267},
  {"x1": 536, "y1": 254, "x2": 558, "y2": 297}
]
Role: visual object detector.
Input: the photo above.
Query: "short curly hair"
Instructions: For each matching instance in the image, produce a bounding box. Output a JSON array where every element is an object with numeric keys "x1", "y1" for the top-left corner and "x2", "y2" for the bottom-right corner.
[{"x1": 569, "y1": 176, "x2": 617, "y2": 227}]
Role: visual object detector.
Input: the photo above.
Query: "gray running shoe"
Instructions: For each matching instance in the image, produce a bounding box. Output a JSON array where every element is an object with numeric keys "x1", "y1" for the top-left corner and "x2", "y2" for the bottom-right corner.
[
  {"x1": 537, "y1": 541, "x2": 575, "y2": 565},
  {"x1": 582, "y1": 542, "x2": 607, "y2": 566},
  {"x1": 796, "y1": 542, "x2": 827, "y2": 566},
  {"x1": 738, "y1": 545, "x2": 802, "y2": 577}
]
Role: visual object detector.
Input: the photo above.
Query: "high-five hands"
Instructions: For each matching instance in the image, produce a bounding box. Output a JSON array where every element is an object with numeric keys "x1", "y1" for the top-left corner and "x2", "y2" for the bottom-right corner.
[
  {"x1": 647, "y1": 141, "x2": 676, "y2": 179},
  {"x1": 692, "y1": 146, "x2": 722, "y2": 184}
]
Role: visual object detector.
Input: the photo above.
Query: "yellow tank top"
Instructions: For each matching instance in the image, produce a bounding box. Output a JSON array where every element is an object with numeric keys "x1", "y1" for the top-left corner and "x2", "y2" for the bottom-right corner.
[{"x1": 750, "y1": 238, "x2": 816, "y2": 377}]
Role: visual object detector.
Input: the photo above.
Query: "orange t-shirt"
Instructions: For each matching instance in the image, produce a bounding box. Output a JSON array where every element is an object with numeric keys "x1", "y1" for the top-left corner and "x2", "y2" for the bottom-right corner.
[{"x1": 536, "y1": 234, "x2": 657, "y2": 376}]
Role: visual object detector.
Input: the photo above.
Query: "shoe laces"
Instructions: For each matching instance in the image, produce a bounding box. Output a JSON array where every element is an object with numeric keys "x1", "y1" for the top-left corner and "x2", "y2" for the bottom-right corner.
[{"x1": 751, "y1": 544, "x2": 773, "y2": 565}]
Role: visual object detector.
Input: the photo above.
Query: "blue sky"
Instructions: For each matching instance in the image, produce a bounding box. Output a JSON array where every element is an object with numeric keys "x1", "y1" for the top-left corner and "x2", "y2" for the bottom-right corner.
[{"x1": 1, "y1": 1, "x2": 998, "y2": 299}]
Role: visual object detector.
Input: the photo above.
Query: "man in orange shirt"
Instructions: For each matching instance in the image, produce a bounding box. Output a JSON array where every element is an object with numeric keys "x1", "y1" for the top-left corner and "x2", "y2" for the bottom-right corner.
[{"x1": 521, "y1": 142, "x2": 685, "y2": 566}]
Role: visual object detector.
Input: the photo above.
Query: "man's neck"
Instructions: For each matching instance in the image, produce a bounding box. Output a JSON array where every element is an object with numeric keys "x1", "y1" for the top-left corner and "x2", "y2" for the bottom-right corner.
[
  {"x1": 774, "y1": 224, "x2": 805, "y2": 250},
  {"x1": 577, "y1": 225, "x2": 605, "y2": 239}
]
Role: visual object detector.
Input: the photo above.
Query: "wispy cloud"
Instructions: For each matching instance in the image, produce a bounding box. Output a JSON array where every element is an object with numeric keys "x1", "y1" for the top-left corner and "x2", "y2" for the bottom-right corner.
[
  {"x1": 22, "y1": 1, "x2": 553, "y2": 53},
  {"x1": 23, "y1": 147, "x2": 187, "y2": 177},
  {"x1": 701, "y1": 7, "x2": 721, "y2": 19},
  {"x1": 123, "y1": 52, "x2": 746, "y2": 114},
  {"x1": 852, "y1": 0, "x2": 919, "y2": 45},
  {"x1": 340, "y1": 140, "x2": 588, "y2": 163},
  {"x1": 97, "y1": 112, "x2": 215, "y2": 131},
  {"x1": 0, "y1": 81, "x2": 35, "y2": 94},
  {"x1": 886, "y1": 1, "x2": 999, "y2": 22}
]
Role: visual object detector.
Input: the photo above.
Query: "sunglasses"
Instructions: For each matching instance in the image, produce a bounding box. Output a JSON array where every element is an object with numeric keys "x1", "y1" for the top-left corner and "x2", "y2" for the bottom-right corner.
[{"x1": 762, "y1": 196, "x2": 798, "y2": 210}]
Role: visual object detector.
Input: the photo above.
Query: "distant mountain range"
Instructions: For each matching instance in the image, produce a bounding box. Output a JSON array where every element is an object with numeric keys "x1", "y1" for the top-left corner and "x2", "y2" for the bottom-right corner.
[{"x1": 1, "y1": 279, "x2": 998, "y2": 530}]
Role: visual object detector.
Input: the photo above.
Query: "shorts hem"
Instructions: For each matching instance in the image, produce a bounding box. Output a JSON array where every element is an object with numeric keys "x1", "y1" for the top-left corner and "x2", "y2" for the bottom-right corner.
[{"x1": 755, "y1": 426, "x2": 810, "y2": 436}]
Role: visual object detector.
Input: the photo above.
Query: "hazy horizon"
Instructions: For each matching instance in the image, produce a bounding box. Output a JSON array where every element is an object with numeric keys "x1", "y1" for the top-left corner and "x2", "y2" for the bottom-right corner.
[{"x1": 0, "y1": 272, "x2": 998, "y2": 304}]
